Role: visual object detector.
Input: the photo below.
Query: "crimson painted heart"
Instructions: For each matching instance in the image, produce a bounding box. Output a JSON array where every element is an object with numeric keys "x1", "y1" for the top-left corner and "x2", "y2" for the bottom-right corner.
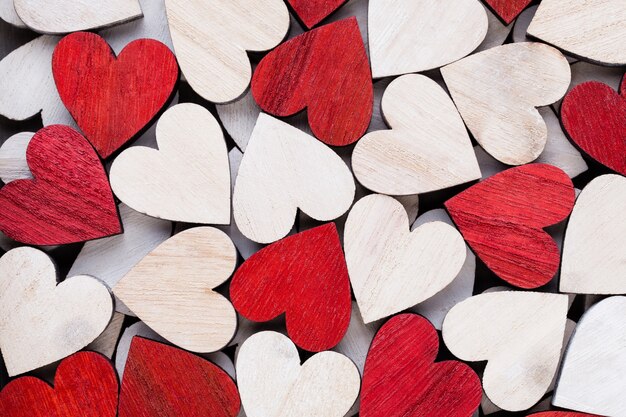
[
  {"x1": 484, "y1": 0, "x2": 532, "y2": 24},
  {"x1": 0, "y1": 125, "x2": 121, "y2": 245},
  {"x1": 251, "y1": 17, "x2": 372, "y2": 146},
  {"x1": 52, "y1": 32, "x2": 178, "y2": 159},
  {"x1": 361, "y1": 314, "x2": 482, "y2": 417},
  {"x1": 445, "y1": 164, "x2": 575, "y2": 289},
  {"x1": 287, "y1": 0, "x2": 346, "y2": 28},
  {"x1": 230, "y1": 223, "x2": 351, "y2": 352},
  {"x1": 118, "y1": 337, "x2": 240, "y2": 417},
  {"x1": 561, "y1": 75, "x2": 626, "y2": 176},
  {"x1": 0, "y1": 352, "x2": 118, "y2": 417}
]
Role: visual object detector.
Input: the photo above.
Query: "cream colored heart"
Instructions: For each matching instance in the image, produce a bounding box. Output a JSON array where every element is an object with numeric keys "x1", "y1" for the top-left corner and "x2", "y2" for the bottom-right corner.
[{"x1": 0, "y1": 247, "x2": 113, "y2": 376}]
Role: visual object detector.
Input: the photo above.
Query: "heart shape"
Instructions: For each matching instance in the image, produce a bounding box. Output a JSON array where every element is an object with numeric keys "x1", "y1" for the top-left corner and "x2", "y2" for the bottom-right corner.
[
  {"x1": 237, "y1": 331, "x2": 360, "y2": 417},
  {"x1": 361, "y1": 314, "x2": 481, "y2": 417},
  {"x1": 0, "y1": 352, "x2": 118, "y2": 417},
  {"x1": 0, "y1": 247, "x2": 113, "y2": 376},
  {"x1": 445, "y1": 164, "x2": 575, "y2": 289},
  {"x1": 0, "y1": 125, "x2": 121, "y2": 245},
  {"x1": 230, "y1": 223, "x2": 351, "y2": 352},
  {"x1": 483, "y1": 0, "x2": 532, "y2": 24},
  {"x1": 110, "y1": 103, "x2": 230, "y2": 224},
  {"x1": 114, "y1": 227, "x2": 237, "y2": 353},
  {"x1": 287, "y1": 0, "x2": 346, "y2": 28},
  {"x1": 442, "y1": 291, "x2": 568, "y2": 411},
  {"x1": 441, "y1": 43, "x2": 570, "y2": 165},
  {"x1": 252, "y1": 17, "x2": 372, "y2": 146},
  {"x1": 345, "y1": 194, "x2": 466, "y2": 323},
  {"x1": 352, "y1": 74, "x2": 481, "y2": 195},
  {"x1": 52, "y1": 32, "x2": 178, "y2": 159},
  {"x1": 368, "y1": 0, "x2": 487, "y2": 77},
  {"x1": 233, "y1": 113, "x2": 355, "y2": 244},
  {"x1": 119, "y1": 337, "x2": 240, "y2": 417},
  {"x1": 561, "y1": 76, "x2": 626, "y2": 175}
]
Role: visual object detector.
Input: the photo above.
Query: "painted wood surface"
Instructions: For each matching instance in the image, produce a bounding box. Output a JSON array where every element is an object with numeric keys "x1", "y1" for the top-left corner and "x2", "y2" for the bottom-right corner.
[
  {"x1": 0, "y1": 0, "x2": 25, "y2": 27},
  {"x1": 483, "y1": 0, "x2": 532, "y2": 24},
  {"x1": 288, "y1": 0, "x2": 345, "y2": 28},
  {"x1": 86, "y1": 312, "x2": 125, "y2": 359},
  {"x1": 527, "y1": 413, "x2": 598, "y2": 417},
  {"x1": 0, "y1": 132, "x2": 33, "y2": 183}
]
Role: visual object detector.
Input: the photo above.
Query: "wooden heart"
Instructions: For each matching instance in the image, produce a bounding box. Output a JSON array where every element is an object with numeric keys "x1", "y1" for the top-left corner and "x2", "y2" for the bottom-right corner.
[
  {"x1": 0, "y1": 352, "x2": 118, "y2": 417},
  {"x1": 368, "y1": 0, "x2": 487, "y2": 77},
  {"x1": 110, "y1": 103, "x2": 230, "y2": 224},
  {"x1": 441, "y1": 42, "x2": 570, "y2": 165},
  {"x1": 352, "y1": 74, "x2": 481, "y2": 195},
  {"x1": 233, "y1": 114, "x2": 354, "y2": 244},
  {"x1": 237, "y1": 331, "x2": 360, "y2": 417},
  {"x1": 445, "y1": 164, "x2": 575, "y2": 289},
  {"x1": 287, "y1": 0, "x2": 345, "y2": 28},
  {"x1": 0, "y1": 0, "x2": 25, "y2": 27},
  {"x1": 442, "y1": 291, "x2": 568, "y2": 411},
  {"x1": 119, "y1": 337, "x2": 240, "y2": 417},
  {"x1": 527, "y1": 0, "x2": 626, "y2": 66},
  {"x1": 483, "y1": 0, "x2": 532, "y2": 24},
  {"x1": 252, "y1": 17, "x2": 372, "y2": 146},
  {"x1": 0, "y1": 247, "x2": 113, "y2": 376},
  {"x1": 0, "y1": 132, "x2": 33, "y2": 183}
]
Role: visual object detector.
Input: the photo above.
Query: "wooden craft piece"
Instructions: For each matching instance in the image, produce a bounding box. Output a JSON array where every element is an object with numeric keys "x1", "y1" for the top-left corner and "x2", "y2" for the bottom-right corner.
[
  {"x1": 0, "y1": 132, "x2": 33, "y2": 183},
  {"x1": 114, "y1": 227, "x2": 237, "y2": 353},
  {"x1": 553, "y1": 296, "x2": 626, "y2": 415},
  {"x1": 562, "y1": 61, "x2": 625, "y2": 109},
  {"x1": 560, "y1": 174, "x2": 626, "y2": 294},
  {"x1": 483, "y1": 0, "x2": 531, "y2": 24},
  {"x1": 236, "y1": 331, "x2": 360, "y2": 417},
  {"x1": 288, "y1": 0, "x2": 345, "y2": 28},
  {"x1": 231, "y1": 223, "x2": 351, "y2": 352},
  {"x1": 527, "y1": 413, "x2": 598, "y2": 417},
  {"x1": 0, "y1": 352, "x2": 118, "y2": 417},
  {"x1": 368, "y1": 0, "x2": 487, "y2": 78},
  {"x1": 0, "y1": 125, "x2": 121, "y2": 245},
  {"x1": 352, "y1": 74, "x2": 481, "y2": 195},
  {"x1": 0, "y1": 0, "x2": 24, "y2": 27},
  {"x1": 0, "y1": 247, "x2": 113, "y2": 376},
  {"x1": 445, "y1": 164, "x2": 575, "y2": 289},
  {"x1": 442, "y1": 291, "x2": 568, "y2": 411},
  {"x1": 119, "y1": 337, "x2": 240, "y2": 417},
  {"x1": 252, "y1": 18, "x2": 372, "y2": 146},
  {"x1": 475, "y1": 5, "x2": 513, "y2": 52},
  {"x1": 441, "y1": 42, "x2": 570, "y2": 165},
  {"x1": 527, "y1": 0, "x2": 626, "y2": 66},
  {"x1": 86, "y1": 312, "x2": 125, "y2": 359},
  {"x1": 361, "y1": 314, "x2": 482, "y2": 417},
  {"x1": 110, "y1": 103, "x2": 230, "y2": 224},
  {"x1": 233, "y1": 114, "x2": 355, "y2": 244}
]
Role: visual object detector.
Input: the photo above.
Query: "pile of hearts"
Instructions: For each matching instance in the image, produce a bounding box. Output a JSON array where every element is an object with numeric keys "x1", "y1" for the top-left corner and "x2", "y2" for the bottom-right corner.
[{"x1": 0, "y1": 0, "x2": 624, "y2": 416}]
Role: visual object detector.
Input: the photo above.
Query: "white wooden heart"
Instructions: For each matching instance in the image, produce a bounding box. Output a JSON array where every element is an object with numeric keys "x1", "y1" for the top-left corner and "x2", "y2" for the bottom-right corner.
[
  {"x1": 0, "y1": 0, "x2": 25, "y2": 27},
  {"x1": 233, "y1": 113, "x2": 355, "y2": 244},
  {"x1": 0, "y1": 131, "x2": 33, "y2": 183},
  {"x1": 0, "y1": 247, "x2": 113, "y2": 376},
  {"x1": 442, "y1": 291, "x2": 568, "y2": 411},
  {"x1": 352, "y1": 74, "x2": 481, "y2": 195},
  {"x1": 110, "y1": 103, "x2": 230, "y2": 224},
  {"x1": 441, "y1": 42, "x2": 570, "y2": 165},
  {"x1": 237, "y1": 331, "x2": 360, "y2": 417},
  {"x1": 113, "y1": 227, "x2": 237, "y2": 353}
]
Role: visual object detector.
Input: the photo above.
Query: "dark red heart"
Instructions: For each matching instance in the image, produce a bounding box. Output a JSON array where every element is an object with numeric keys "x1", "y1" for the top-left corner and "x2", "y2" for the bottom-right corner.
[
  {"x1": 230, "y1": 223, "x2": 351, "y2": 352},
  {"x1": 0, "y1": 125, "x2": 121, "y2": 245},
  {"x1": 561, "y1": 74, "x2": 626, "y2": 176},
  {"x1": 445, "y1": 164, "x2": 575, "y2": 289},
  {"x1": 52, "y1": 32, "x2": 178, "y2": 159},
  {"x1": 361, "y1": 314, "x2": 482, "y2": 417},
  {"x1": 287, "y1": 0, "x2": 346, "y2": 28},
  {"x1": 483, "y1": 0, "x2": 532, "y2": 24},
  {"x1": 118, "y1": 337, "x2": 240, "y2": 417},
  {"x1": 251, "y1": 17, "x2": 372, "y2": 147},
  {"x1": 0, "y1": 352, "x2": 118, "y2": 417}
]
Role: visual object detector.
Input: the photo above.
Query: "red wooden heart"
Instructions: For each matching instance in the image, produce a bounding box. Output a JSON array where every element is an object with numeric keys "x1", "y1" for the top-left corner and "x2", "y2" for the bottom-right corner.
[
  {"x1": 561, "y1": 74, "x2": 626, "y2": 176},
  {"x1": 52, "y1": 32, "x2": 178, "y2": 159},
  {"x1": 0, "y1": 125, "x2": 121, "y2": 245},
  {"x1": 118, "y1": 337, "x2": 240, "y2": 417},
  {"x1": 287, "y1": 0, "x2": 346, "y2": 28},
  {"x1": 0, "y1": 352, "x2": 118, "y2": 417},
  {"x1": 230, "y1": 223, "x2": 351, "y2": 352},
  {"x1": 251, "y1": 17, "x2": 372, "y2": 147},
  {"x1": 527, "y1": 413, "x2": 599, "y2": 417},
  {"x1": 361, "y1": 314, "x2": 482, "y2": 417},
  {"x1": 483, "y1": 0, "x2": 532, "y2": 24},
  {"x1": 445, "y1": 164, "x2": 575, "y2": 289}
]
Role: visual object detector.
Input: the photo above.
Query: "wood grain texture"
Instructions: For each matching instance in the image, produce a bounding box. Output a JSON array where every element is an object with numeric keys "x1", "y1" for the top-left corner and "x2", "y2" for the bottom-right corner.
[
  {"x1": 0, "y1": 125, "x2": 121, "y2": 245},
  {"x1": 0, "y1": 0, "x2": 25, "y2": 27},
  {"x1": 119, "y1": 337, "x2": 240, "y2": 417},
  {"x1": 231, "y1": 223, "x2": 351, "y2": 352},
  {"x1": 445, "y1": 164, "x2": 575, "y2": 289},
  {"x1": 252, "y1": 17, "x2": 372, "y2": 146},
  {"x1": 0, "y1": 131, "x2": 33, "y2": 183},
  {"x1": 288, "y1": 0, "x2": 346, "y2": 28},
  {"x1": 526, "y1": 413, "x2": 598, "y2": 417},
  {"x1": 0, "y1": 352, "x2": 118, "y2": 417},
  {"x1": 86, "y1": 312, "x2": 125, "y2": 359},
  {"x1": 352, "y1": 74, "x2": 481, "y2": 195},
  {"x1": 483, "y1": 0, "x2": 532, "y2": 24},
  {"x1": 441, "y1": 42, "x2": 570, "y2": 165},
  {"x1": 361, "y1": 314, "x2": 482, "y2": 417},
  {"x1": 442, "y1": 291, "x2": 569, "y2": 411},
  {"x1": 110, "y1": 103, "x2": 230, "y2": 224},
  {"x1": 236, "y1": 331, "x2": 360, "y2": 417}
]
